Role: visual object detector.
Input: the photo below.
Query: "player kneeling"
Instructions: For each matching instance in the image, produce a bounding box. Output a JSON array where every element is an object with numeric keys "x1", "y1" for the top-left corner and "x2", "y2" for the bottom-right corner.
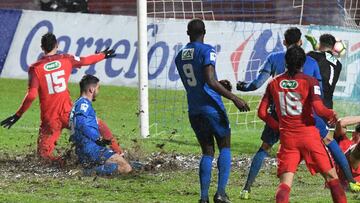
[
  {"x1": 69, "y1": 75, "x2": 132, "y2": 176},
  {"x1": 258, "y1": 45, "x2": 347, "y2": 203}
]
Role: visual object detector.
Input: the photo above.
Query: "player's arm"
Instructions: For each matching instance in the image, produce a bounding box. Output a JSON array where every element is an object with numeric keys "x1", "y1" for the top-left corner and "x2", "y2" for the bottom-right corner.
[
  {"x1": 74, "y1": 113, "x2": 100, "y2": 142},
  {"x1": 204, "y1": 65, "x2": 249, "y2": 112},
  {"x1": 70, "y1": 47, "x2": 116, "y2": 67},
  {"x1": 1, "y1": 67, "x2": 39, "y2": 129},
  {"x1": 257, "y1": 84, "x2": 279, "y2": 131},
  {"x1": 334, "y1": 116, "x2": 360, "y2": 138},
  {"x1": 236, "y1": 55, "x2": 272, "y2": 91},
  {"x1": 312, "y1": 60, "x2": 323, "y2": 92},
  {"x1": 310, "y1": 79, "x2": 337, "y2": 125}
]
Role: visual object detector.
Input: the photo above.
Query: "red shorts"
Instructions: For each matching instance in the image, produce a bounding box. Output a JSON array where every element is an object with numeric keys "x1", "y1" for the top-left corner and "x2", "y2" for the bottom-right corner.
[{"x1": 277, "y1": 132, "x2": 333, "y2": 177}]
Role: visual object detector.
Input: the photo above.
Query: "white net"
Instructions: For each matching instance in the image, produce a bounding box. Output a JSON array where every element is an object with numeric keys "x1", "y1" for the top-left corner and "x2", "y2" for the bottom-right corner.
[{"x1": 147, "y1": 0, "x2": 360, "y2": 136}]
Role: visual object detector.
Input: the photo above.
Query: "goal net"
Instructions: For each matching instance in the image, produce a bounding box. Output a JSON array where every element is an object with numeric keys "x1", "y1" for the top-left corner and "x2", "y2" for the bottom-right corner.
[{"x1": 147, "y1": 0, "x2": 360, "y2": 136}]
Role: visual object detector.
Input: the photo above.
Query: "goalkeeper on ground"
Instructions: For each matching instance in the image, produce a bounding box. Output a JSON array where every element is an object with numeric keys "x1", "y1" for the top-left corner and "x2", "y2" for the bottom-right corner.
[{"x1": 69, "y1": 75, "x2": 132, "y2": 176}]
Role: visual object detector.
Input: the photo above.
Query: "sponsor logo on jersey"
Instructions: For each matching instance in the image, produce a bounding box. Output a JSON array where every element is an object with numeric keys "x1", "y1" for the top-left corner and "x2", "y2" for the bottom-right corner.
[
  {"x1": 181, "y1": 48, "x2": 194, "y2": 60},
  {"x1": 210, "y1": 51, "x2": 216, "y2": 62},
  {"x1": 80, "y1": 103, "x2": 89, "y2": 112},
  {"x1": 280, "y1": 80, "x2": 298, "y2": 89},
  {"x1": 44, "y1": 61, "x2": 62, "y2": 71},
  {"x1": 325, "y1": 52, "x2": 338, "y2": 65},
  {"x1": 314, "y1": 85, "x2": 321, "y2": 95}
]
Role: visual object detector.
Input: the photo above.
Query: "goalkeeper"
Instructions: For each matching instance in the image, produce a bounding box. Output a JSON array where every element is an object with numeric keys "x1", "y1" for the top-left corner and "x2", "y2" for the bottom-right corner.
[
  {"x1": 69, "y1": 75, "x2": 132, "y2": 176},
  {"x1": 237, "y1": 27, "x2": 360, "y2": 199}
]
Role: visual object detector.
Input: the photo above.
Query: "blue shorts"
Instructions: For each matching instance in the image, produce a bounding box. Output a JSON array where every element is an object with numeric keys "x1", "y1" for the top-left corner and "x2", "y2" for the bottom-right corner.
[
  {"x1": 261, "y1": 107, "x2": 279, "y2": 146},
  {"x1": 75, "y1": 141, "x2": 115, "y2": 167},
  {"x1": 314, "y1": 114, "x2": 329, "y2": 138},
  {"x1": 189, "y1": 111, "x2": 231, "y2": 139}
]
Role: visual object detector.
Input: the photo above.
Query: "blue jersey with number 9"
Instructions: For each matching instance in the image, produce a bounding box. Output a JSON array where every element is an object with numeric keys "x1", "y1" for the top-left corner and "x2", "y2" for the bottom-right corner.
[{"x1": 175, "y1": 42, "x2": 225, "y2": 115}]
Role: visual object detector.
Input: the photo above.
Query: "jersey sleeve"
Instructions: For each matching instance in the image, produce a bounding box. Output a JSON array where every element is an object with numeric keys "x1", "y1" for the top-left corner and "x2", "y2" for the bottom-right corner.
[
  {"x1": 15, "y1": 67, "x2": 39, "y2": 116},
  {"x1": 73, "y1": 103, "x2": 100, "y2": 142},
  {"x1": 258, "y1": 82, "x2": 279, "y2": 130},
  {"x1": 309, "y1": 78, "x2": 335, "y2": 120},
  {"x1": 69, "y1": 53, "x2": 105, "y2": 68},
  {"x1": 258, "y1": 54, "x2": 274, "y2": 75},
  {"x1": 203, "y1": 47, "x2": 216, "y2": 68}
]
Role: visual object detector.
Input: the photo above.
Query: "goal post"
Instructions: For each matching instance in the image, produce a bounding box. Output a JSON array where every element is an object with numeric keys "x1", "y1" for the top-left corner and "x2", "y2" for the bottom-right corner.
[{"x1": 138, "y1": 0, "x2": 150, "y2": 138}]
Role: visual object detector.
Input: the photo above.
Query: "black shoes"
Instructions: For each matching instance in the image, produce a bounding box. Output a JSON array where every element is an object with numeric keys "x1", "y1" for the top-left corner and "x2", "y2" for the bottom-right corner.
[
  {"x1": 198, "y1": 199, "x2": 209, "y2": 203},
  {"x1": 213, "y1": 193, "x2": 231, "y2": 203}
]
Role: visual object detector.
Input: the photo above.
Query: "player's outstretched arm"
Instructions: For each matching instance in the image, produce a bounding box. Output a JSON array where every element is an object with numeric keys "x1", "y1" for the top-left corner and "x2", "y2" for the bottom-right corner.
[
  {"x1": 204, "y1": 65, "x2": 250, "y2": 112},
  {"x1": 237, "y1": 71, "x2": 271, "y2": 92},
  {"x1": 1, "y1": 68, "x2": 39, "y2": 129},
  {"x1": 335, "y1": 116, "x2": 360, "y2": 137},
  {"x1": 71, "y1": 47, "x2": 116, "y2": 67}
]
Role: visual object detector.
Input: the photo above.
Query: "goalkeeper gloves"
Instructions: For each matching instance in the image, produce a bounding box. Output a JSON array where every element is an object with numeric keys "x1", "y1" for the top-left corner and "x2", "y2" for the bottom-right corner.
[
  {"x1": 97, "y1": 47, "x2": 116, "y2": 59},
  {"x1": 1, "y1": 114, "x2": 20, "y2": 129},
  {"x1": 305, "y1": 34, "x2": 319, "y2": 51},
  {"x1": 236, "y1": 81, "x2": 248, "y2": 91}
]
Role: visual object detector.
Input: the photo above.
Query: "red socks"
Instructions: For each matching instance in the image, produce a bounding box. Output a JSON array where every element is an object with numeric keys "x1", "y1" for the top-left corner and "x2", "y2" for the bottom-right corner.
[
  {"x1": 276, "y1": 183, "x2": 291, "y2": 203},
  {"x1": 327, "y1": 179, "x2": 347, "y2": 203}
]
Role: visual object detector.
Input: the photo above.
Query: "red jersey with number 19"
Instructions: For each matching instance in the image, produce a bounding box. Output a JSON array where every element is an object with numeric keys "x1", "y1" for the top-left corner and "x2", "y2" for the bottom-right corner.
[
  {"x1": 16, "y1": 53, "x2": 105, "y2": 121},
  {"x1": 259, "y1": 72, "x2": 334, "y2": 135}
]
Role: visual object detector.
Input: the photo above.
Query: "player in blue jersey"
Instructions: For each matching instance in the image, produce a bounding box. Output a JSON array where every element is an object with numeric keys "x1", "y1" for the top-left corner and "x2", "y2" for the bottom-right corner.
[
  {"x1": 69, "y1": 75, "x2": 132, "y2": 176},
  {"x1": 237, "y1": 27, "x2": 359, "y2": 199},
  {"x1": 175, "y1": 19, "x2": 250, "y2": 203}
]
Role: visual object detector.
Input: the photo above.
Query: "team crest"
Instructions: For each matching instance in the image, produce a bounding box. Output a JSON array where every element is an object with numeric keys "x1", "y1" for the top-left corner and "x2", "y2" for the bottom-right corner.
[
  {"x1": 280, "y1": 80, "x2": 298, "y2": 89},
  {"x1": 182, "y1": 48, "x2": 194, "y2": 60},
  {"x1": 44, "y1": 61, "x2": 62, "y2": 71}
]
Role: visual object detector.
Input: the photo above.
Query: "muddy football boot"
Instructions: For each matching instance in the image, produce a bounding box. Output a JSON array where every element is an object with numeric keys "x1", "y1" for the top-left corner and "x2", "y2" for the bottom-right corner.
[{"x1": 213, "y1": 193, "x2": 231, "y2": 203}]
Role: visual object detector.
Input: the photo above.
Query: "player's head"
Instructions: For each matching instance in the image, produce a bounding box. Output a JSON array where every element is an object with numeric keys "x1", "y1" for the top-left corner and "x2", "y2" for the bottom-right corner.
[
  {"x1": 283, "y1": 27, "x2": 302, "y2": 47},
  {"x1": 187, "y1": 18, "x2": 206, "y2": 42},
  {"x1": 319, "y1": 34, "x2": 336, "y2": 51},
  {"x1": 41, "y1": 32, "x2": 58, "y2": 54},
  {"x1": 285, "y1": 45, "x2": 306, "y2": 77},
  {"x1": 80, "y1": 74, "x2": 100, "y2": 102}
]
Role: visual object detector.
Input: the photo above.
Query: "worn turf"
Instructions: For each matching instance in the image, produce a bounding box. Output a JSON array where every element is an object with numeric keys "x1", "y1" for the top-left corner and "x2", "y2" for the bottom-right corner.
[{"x1": 0, "y1": 78, "x2": 359, "y2": 202}]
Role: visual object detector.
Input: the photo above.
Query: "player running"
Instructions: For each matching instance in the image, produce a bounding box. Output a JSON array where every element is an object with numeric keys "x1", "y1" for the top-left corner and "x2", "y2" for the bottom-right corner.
[
  {"x1": 69, "y1": 75, "x2": 132, "y2": 175},
  {"x1": 175, "y1": 18, "x2": 250, "y2": 203},
  {"x1": 0, "y1": 32, "x2": 123, "y2": 164},
  {"x1": 237, "y1": 28, "x2": 359, "y2": 198},
  {"x1": 258, "y1": 45, "x2": 347, "y2": 203}
]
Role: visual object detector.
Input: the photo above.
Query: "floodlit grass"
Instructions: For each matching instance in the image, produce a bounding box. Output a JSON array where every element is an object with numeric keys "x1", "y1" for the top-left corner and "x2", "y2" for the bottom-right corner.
[{"x1": 0, "y1": 78, "x2": 359, "y2": 202}]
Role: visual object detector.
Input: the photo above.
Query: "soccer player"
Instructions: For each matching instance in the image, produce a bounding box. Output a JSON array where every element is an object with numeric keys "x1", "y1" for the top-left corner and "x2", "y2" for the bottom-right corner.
[
  {"x1": 307, "y1": 34, "x2": 342, "y2": 109},
  {"x1": 258, "y1": 45, "x2": 346, "y2": 203},
  {"x1": 69, "y1": 75, "x2": 132, "y2": 175},
  {"x1": 0, "y1": 32, "x2": 123, "y2": 164},
  {"x1": 175, "y1": 18, "x2": 250, "y2": 203},
  {"x1": 306, "y1": 33, "x2": 359, "y2": 189},
  {"x1": 332, "y1": 116, "x2": 360, "y2": 188},
  {"x1": 237, "y1": 28, "x2": 358, "y2": 198}
]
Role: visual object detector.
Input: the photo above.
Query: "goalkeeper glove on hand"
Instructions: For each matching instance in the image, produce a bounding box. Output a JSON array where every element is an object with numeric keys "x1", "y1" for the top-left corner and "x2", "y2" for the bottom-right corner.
[
  {"x1": 95, "y1": 139, "x2": 112, "y2": 147},
  {"x1": 305, "y1": 34, "x2": 319, "y2": 51},
  {"x1": 1, "y1": 114, "x2": 20, "y2": 129},
  {"x1": 219, "y1": 79, "x2": 232, "y2": 91},
  {"x1": 236, "y1": 81, "x2": 248, "y2": 91},
  {"x1": 97, "y1": 47, "x2": 116, "y2": 58}
]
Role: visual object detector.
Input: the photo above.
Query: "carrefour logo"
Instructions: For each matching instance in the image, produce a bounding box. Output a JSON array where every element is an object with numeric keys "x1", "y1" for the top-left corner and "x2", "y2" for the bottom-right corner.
[
  {"x1": 44, "y1": 61, "x2": 61, "y2": 71},
  {"x1": 280, "y1": 80, "x2": 298, "y2": 89}
]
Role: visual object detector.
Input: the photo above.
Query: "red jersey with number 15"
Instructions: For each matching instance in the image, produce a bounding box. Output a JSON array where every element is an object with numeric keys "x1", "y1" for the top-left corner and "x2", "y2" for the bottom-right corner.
[
  {"x1": 260, "y1": 72, "x2": 333, "y2": 135},
  {"x1": 16, "y1": 53, "x2": 105, "y2": 121}
]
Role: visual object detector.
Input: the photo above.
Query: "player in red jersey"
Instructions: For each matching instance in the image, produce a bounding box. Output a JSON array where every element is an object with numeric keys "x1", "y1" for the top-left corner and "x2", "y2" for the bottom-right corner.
[
  {"x1": 332, "y1": 116, "x2": 360, "y2": 188},
  {"x1": 0, "y1": 32, "x2": 123, "y2": 164},
  {"x1": 258, "y1": 45, "x2": 347, "y2": 203}
]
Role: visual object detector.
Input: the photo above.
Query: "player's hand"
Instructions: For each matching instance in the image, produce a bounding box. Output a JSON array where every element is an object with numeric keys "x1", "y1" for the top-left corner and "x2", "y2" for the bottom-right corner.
[
  {"x1": 0, "y1": 114, "x2": 20, "y2": 129},
  {"x1": 328, "y1": 111, "x2": 338, "y2": 127},
  {"x1": 98, "y1": 47, "x2": 116, "y2": 59},
  {"x1": 95, "y1": 139, "x2": 111, "y2": 147},
  {"x1": 236, "y1": 81, "x2": 248, "y2": 91},
  {"x1": 219, "y1": 80, "x2": 232, "y2": 91},
  {"x1": 232, "y1": 97, "x2": 250, "y2": 112}
]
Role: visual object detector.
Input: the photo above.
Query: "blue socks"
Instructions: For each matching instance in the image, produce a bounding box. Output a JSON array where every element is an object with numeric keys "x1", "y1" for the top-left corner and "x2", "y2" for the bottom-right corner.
[
  {"x1": 327, "y1": 140, "x2": 355, "y2": 183},
  {"x1": 243, "y1": 148, "x2": 269, "y2": 191},
  {"x1": 199, "y1": 155, "x2": 213, "y2": 200},
  {"x1": 217, "y1": 148, "x2": 231, "y2": 195}
]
